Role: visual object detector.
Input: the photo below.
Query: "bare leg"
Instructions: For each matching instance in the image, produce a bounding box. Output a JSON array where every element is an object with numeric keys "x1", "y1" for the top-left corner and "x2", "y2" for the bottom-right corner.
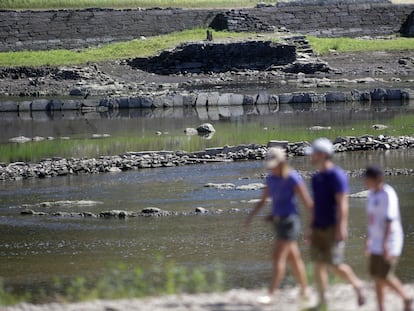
[
  {"x1": 385, "y1": 276, "x2": 409, "y2": 300},
  {"x1": 375, "y1": 278, "x2": 386, "y2": 311},
  {"x1": 315, "y1": 262, "x2": 328, "y2": 305},
  {"x1": 287, "y1": 242, "x2": 308, "y2": 296},
  {"x1": 333, "y1": 264, "x2": 365, "y2": 305},
  {"x1": 269, "y1": 240, "x2": 291, "y2": 294}
]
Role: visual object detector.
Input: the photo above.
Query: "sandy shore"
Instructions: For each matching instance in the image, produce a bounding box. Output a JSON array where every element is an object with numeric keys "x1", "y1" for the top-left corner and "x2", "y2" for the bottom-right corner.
[{"x1": 4, "y1": 284, "x2": 413, "y2": 311}]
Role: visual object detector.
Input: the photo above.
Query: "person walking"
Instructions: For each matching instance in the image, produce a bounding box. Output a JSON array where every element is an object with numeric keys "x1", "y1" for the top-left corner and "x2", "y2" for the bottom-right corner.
[
  {"x1": 245, "y1": 147, "x2": 313, "y2": 304},
  {"x1": 306, "y1": 138, "x2": 365, "y2": 309},
  {"x1": 364, "y1": 166, "x2": 413, "y2": 311}
]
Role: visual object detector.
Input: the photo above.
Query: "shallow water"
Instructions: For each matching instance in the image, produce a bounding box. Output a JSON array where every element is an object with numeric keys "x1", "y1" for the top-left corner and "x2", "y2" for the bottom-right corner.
[
  {"x1": 0, "y1": 101, "x2": 413, "y2": 293},
  {"x1": 0, "y1": 148, "x2": 413, "y2": 292}
]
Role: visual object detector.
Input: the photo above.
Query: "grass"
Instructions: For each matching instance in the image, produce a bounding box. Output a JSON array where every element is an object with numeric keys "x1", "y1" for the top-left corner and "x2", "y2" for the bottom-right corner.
[
  {"x1": 0, "y1": 28, "x2": 261, "y2": 67},
  {"x1": 0, "y1": 0, "x2": 273, "y2": 9},
  {"x1": 1, "y1": 114, "x2": 413, "y2": 163},
  {"x1": 0, "y1": 259, "x2": 225, "y2": 305},
  {"x1": 1, "y1": 30, "x2": 413, "y2": 67},
  {"x1": 308, "y1": 36, "x2": 414, "y2": 55}
]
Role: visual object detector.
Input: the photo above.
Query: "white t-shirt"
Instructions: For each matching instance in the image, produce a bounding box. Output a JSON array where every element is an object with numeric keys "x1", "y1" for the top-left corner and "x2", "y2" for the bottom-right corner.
[{"x1": 366, "y1": 184, "x2": 404, "y2": 257}]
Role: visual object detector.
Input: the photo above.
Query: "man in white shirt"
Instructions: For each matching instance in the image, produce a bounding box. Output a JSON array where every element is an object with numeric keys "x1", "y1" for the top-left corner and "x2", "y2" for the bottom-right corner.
[{"x1": 364, "y1": 166, "x2": 412, "y2": 311}]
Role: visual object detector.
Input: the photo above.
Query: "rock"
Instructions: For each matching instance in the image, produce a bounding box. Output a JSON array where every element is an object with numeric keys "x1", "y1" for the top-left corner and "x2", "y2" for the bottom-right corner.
[
  {"x1": 100, "y1": 210, "x2": 129, "y2": 218},
  {"x1": 9, "y1": 136, "x2": 31, "y2": 143},
  {"x1": 141, "y1": 207, "x2": 162, "y2": 214},
  {"x1": 268, "y1": 141, "x2": 289, "y2": 149},
  {"x1": 197, "y1": 123, "x2": 216, "y2": 134},
  {"x1": 195, "y1": 207, "x2": 208, "y2": 214},
  {"x1": 32, "y1": 136, "x2": 45, "y2": 142},
  {"x1": 108, "y1": 167, "x2": 122, "y2": 173},
  {"x1": 372, "y1": 124, "x2": 388, "y2": 130},
  {"x1": 155, "y1": 131, "x2": 162, "y2": 136},
  {"x1": 184, "y1": 128, "x2": 198, "y2": 136},
  {"x1": 204, "y1": 183, "x2": 236, "y2": 190},
  {"x1": 309, "y1": 126, "x2": 332, "y2": 131},
  {"x1": 349, "y1": 190, "x2": 370, "y2": 198},
  {"x1": 236, "y1": 183, "x2": 266, "y2": 191}
]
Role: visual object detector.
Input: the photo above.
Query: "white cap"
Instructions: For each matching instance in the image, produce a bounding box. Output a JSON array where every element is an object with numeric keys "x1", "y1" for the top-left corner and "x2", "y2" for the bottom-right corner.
[
  {"x1": 305, "y1": 138, "x2": 334, "y2": 156},
  {"x1": 265, "y1": 147, "x2": 286, "y2": 170}
]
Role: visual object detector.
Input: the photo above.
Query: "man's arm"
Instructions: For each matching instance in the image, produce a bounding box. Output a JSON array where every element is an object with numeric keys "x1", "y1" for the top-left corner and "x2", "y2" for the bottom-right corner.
[
  {"x1": 295, "y1": 183, "x2": 314, "y2": 243},
  {"x1": 244, "y1": 187, "x2": 269, "y2": 230},
  {"x1": 335, "y1": 192, "x2": 349, "y2": 242},
  {"x1": 383, "y1": 220, "x2": 392, "y2": 260}
]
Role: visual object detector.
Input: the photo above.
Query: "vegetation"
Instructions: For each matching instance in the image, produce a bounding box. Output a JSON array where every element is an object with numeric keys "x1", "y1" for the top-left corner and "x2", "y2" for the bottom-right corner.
[
  {"x1": 1, "y1": 114, "x2": 413, "y2": 163},
  {"x1": 0, "y1": 0, "x2": 273, "y2": 9},
  {"x1": 0, "y1": 28, "x2": 260, "y2": 67},
  {"x1": 0, "y1": 260, "x2": 225, "y2": 306},
  {"x1": 308, "y1": 36, "x2": 414, "y2": 55}
]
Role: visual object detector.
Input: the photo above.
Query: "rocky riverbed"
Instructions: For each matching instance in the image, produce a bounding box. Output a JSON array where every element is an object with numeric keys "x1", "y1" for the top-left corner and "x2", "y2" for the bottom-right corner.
[
  {"x1": 4, "y1": 284, "x2": 413, "y2": 311},
  {"x1": 0, "y1": 47, "x2": 413, "y2": 98},
  {"x1": 1, "y1": 134, "x2": 413, "y2": 181}
]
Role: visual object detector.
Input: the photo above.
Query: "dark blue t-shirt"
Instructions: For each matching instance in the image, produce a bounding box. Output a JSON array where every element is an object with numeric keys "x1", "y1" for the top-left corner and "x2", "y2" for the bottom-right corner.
[
  {"x1": 311, "y1": 166, "x2": 349, "y2": 229},
  {"x1": 266, "y1": 170, "x2": 303, "y2": 217}
]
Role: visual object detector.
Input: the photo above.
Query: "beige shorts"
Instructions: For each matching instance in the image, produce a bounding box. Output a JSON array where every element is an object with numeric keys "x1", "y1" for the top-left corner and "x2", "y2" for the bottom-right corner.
[{"x1": 311, "y1": 226, "x2": 345, "y2": 266}]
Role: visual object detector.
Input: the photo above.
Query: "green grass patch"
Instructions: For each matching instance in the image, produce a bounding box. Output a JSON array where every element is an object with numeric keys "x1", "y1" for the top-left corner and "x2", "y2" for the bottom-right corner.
[
  {"x1": 0, "y1": 259, "x2": 225, "y2": 305},
  {"x1": 0, "y1": 0, "x2": 272, "y2": 9},
  {"x1": 1, "y1": 113, "x2": 413, "y2": 163},
  {"x1": 0, "y1": 28, "x2": 260, "y2": 67},
  {"x1": 308, "y1": 36, "x2": 414, "y2": 55}
]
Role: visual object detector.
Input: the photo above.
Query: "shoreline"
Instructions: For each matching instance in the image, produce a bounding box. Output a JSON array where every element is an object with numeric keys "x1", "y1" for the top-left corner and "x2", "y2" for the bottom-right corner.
[
  {"x1": 4, "y1": 284, "x2": 414, "y2": 311},
  {"x1": 1, "y1": 134, "x2": 413, "y2": 182}
]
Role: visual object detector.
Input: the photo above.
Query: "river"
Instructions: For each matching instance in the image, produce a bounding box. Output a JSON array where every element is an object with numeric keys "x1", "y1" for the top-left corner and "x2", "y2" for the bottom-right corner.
[{"x1": 0, "y1": 102, "x2": 413, "y2": 295}]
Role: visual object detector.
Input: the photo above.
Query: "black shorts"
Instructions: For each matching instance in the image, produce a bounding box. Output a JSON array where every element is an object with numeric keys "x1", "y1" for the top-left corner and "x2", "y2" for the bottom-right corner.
[
  {"x1": 369, "y1": 254, "x2": 398, "y2": 279},
  {"x1": 274, "y1": 214, "x2": 301, "y2": 241}
]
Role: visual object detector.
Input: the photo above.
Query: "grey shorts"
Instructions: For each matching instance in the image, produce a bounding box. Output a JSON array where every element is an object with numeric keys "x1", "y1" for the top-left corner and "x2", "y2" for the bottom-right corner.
[{"x1": 274, "y1": 214, "x2": 301, "y2": 241}]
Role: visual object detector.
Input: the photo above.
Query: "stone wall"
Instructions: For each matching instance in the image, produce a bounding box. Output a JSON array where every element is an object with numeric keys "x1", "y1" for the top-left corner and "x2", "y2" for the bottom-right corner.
[
  {"x1": 244, "y1": 3, "x2": 414, "y2": 37},
  {"x1": 0, "y1": 3, "x2": 413, "y2": 52},
  {"x1": 0, "y1": 8, "x2": 219, "y2": 52}
]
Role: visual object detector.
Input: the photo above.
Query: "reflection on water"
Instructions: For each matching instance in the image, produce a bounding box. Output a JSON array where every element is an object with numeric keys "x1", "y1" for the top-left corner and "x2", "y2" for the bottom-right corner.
[
  {"x1": 0, "y1": 101, "x2": 413, "y2": 144},
  {"x1": 0, "y1": 149, "x2": 413, "y2": 292}
]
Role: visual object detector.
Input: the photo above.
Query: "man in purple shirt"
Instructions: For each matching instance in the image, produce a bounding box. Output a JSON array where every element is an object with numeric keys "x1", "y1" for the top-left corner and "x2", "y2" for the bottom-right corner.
[{"x1": 307, "y1": 138, "x2": 365, "y2": 309}]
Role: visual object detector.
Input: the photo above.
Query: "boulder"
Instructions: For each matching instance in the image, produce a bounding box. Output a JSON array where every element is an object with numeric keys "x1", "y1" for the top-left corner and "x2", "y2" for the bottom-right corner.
[
  {"x1": 197, "y1": 123, "x2": 216, "y2": 133},
  {"x1": 236, "y1": 183, "x2": 266, "y2": 191},
  {"x1": 9, "y1": 136, "x2": 31, "y2": 143},
  {"x1": 255, "y1": 92, "x2": 270, "y2": 105},
  {"x1": 268, "y1": 140, "x2": 289, "y2": 148},
  {"x1": 242, "y1": 95, "x2": 255, "y2": 105},
  {"x1": 141, "y1": 207, "x2": 162, "y2": 214},
  {"x1": 204, "y1": 183, "x2": 236, "y2": 190},
  {"x1": 195, "y1": 207, "x2": 208, "y2": 214},
  {"x1": 184, "y1": 128, "x2": 198, "y2": 136}
]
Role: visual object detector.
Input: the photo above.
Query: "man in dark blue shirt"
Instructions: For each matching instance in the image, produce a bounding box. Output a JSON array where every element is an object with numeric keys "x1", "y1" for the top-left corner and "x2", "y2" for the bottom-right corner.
[{"x1": 307, "y1": 138, "x2": 365, "y2": 309}]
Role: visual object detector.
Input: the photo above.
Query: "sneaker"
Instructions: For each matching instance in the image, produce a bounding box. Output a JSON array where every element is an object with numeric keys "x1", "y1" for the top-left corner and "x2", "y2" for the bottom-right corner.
[{"x1": 257, "y1": 295, "x2": 273, "y2": 305}]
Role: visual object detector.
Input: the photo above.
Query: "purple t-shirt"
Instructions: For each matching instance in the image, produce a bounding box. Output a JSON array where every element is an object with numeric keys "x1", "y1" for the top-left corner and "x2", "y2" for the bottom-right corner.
[
  {"x1": 311, "y1": 166, "x2": 349, "y2": 229},
  {"x1": 266, "y1": 170, "x2": 303, "y2": 217}
]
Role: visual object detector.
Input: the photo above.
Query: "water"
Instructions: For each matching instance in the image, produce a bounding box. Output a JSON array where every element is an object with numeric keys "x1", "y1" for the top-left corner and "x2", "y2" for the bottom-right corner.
[{"x1": 0, "y1": 103, "x2": 413, "y2": 294}]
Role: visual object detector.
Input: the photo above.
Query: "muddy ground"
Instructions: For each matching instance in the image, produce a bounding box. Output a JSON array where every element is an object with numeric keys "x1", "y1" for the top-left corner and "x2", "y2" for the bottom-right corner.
[{"x1": 0, "y1": 50, "x2": 413, "y2": 98}]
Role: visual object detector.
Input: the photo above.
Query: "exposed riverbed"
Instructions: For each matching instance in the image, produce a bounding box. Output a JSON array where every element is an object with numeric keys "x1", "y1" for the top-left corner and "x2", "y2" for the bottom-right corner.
[{"x1": 0, "y1": 102, "x2": 413, "y2": 302}]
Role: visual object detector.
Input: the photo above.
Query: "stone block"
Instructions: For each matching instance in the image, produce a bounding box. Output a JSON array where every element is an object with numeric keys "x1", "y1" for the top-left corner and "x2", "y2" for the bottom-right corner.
[
  {"x1": 18, "y1": 101, "x2": 32, "y2": 112},
  {"x1": 31, "y1": 99, "x2": 50, "y2": 111},
  {"x1": 129, "y1": 97, "x2": 142, "y2": 108},
  {"x1": 0, "y1": 101, "x2": 18, "y2": 112},
  {"x1": 62, "y1": 100, "x2": 81, "y2": 110},
  {"x1": 268, "y1": 140, "x2": 289, "y2": 149},
  {"x1": 255, "y1": 92, "x2": 269, "y2": 105}
]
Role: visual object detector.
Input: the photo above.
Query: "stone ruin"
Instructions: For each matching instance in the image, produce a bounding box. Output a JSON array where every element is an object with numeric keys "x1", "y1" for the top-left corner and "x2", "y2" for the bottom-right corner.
[
  {"x1": 128, "y1": 41, "x2": 296, "y2": 75},
  {"x1": 209, "y1": 10, "x2": 276, "y2": 32},
  {"x1": 401, "y1": 11, "x2": 414, "y2": 37}
]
